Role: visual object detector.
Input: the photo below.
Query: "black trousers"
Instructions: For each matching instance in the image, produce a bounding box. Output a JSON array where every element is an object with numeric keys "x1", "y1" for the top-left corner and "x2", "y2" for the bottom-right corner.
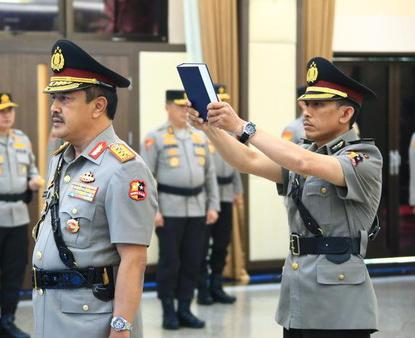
[
  {"x1": 200, "y1": 202, "x2": 233, "y2": 279},
  {"x1": 283, "y1": 328, "x2": 371, "y2": 338},
  {"x1": 0, "y1": 224, "x2": 28, "y2": 316},
  {"x1": 156, "y1": 217, "x2": 205, "y2": 300}
]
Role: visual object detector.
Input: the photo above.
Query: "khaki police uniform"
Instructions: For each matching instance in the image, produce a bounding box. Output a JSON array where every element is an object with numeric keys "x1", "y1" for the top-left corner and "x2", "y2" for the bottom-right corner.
[
  {"x1": 276, "y1": 129, "x2": 382, "y2": 331},
  {"x1": 0, "y1": 128, "x2": 38, "y2": 329},
  {"x1": 141, "y1": 122, "x2": 219, "y2": 302},
  {"x1": 33, "y1": 126, "x2": 157, "y2": 338},
  {"x1": 409, "y1": 132, "x2": 415, "y2": 206},
  {"x1": 198, "y1": 140, "x2": 243, "y2": 302}
]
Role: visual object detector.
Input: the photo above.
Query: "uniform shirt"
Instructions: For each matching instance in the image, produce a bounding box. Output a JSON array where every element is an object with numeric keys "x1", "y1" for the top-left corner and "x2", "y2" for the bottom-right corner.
[
  {"x1": 32, "y1": 125, "x2": 157, "y2": 338},
  {"x1": 208, "y1": 141, "x2": 243, "y2": 202},
  {"x1": 409, "y1": 132, "x2": 415, "y2": 206},
  {"x1": 0, "y1": 129, "x2": 39, "y2": 227},
  {"x1": 281, "y1": 117, "x2": 305, "y2": 144},
  {"x1": 141, "y1": 123, "x2": 219, "y2": 217},
  {"x1": 276, "y1": 129, "x2": 382, "y2": 330}
]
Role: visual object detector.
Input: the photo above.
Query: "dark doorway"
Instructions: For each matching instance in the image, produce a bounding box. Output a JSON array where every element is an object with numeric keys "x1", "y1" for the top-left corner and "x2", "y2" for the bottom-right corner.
[{"x1": 335, "y1": 56, "x2": 415, "y2": 258}]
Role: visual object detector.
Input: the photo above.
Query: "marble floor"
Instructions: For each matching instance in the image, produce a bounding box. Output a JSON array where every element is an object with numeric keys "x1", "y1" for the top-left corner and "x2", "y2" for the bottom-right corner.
[{"x1": 14, "y1": 275, "x2": 415, "y2": 338}]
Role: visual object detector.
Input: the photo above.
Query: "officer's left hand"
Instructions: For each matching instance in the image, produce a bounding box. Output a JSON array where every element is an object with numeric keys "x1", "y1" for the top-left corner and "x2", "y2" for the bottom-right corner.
[
  {"x1": 234, "y1": 193, "x2": 243, "y2": 205},
  {"x1": 28, "y1": 176, "x2": 45, "y2": 191},
  {"x1": 207, "y1": 102, "x2": 246, "y2": 134},
  {"x1": 187, "y1": 101, "x2": 209, "y2": 131},
  {"x1": 109, "y1": 329, "x2": 130, "y2": 338},
  {"x1": 206, "y1": 209, "x2": 219, "y2": 224}
]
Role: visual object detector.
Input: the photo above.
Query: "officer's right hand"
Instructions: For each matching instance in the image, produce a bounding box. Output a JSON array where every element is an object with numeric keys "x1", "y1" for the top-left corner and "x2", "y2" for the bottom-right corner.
[{"x1": 154, "y1": 212, "x2": 164, "y2": 228}]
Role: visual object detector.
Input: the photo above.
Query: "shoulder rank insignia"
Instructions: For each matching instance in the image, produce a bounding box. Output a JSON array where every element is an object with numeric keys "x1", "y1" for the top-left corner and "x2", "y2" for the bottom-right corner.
[
  {"x1": 347, "y1": 151, "x2": 369, "y2": 167},
  {"x1": 52, "y1": 142, "x2": 70, "y2": 156},
  {"x1": 109, "y1": 143, "x2": 136, "y2": 163},
  {"x1": 129, "y1": 180, "x2": 146, "y2": 201},
  {"x1": 88, "y1": 141, "x2": 107, "y2": 160}
]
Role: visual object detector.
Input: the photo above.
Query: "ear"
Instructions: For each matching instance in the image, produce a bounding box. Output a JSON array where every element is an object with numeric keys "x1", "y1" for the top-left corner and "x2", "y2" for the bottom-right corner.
[
  {"x1": 338, "y1": 105, "x2": 354, "y2": 125},
  {"x1": 91, "y1": 96, "x2": 108, "y2": 119}
]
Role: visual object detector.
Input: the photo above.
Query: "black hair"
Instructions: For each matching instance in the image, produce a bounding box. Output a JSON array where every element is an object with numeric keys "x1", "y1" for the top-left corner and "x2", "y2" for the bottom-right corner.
[
  {"x1": 84, "y1": 86, "x2": 118, "y2": 120},
  {"x1": 335, "y1": 99, "x2": 360, "y2": 129}
]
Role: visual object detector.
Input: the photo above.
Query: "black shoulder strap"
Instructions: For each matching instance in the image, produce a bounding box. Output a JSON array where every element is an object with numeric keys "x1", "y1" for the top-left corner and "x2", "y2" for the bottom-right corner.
[
  {"x1": 50, "y1": 153, "x2": 78, "y2": 268},
  {"x1": 290, "y1": 174, "x2": 323, "y2": 236}
]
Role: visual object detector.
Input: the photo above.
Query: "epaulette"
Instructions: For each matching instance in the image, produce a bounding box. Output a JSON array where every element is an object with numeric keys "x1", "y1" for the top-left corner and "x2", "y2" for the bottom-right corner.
[
  {"x1": 52, "y1": 142, "x2": 70, "y2": 156},
  {"x1": 348, "y1": 138, "x2": 375, "y2": 145},
  {"x1": 108, "y1": 142, "x2": 136, "y2": 163}
]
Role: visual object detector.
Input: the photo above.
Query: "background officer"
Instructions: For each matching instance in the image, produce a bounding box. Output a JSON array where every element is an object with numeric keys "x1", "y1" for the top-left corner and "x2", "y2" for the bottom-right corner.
[
  {"x1": 141, "y1": 90, "x2": 219, "y2": 330},
  {"x1": 190, "y1": 57, "x2": 382, "y2": 338},
  {"x1": 281, "y1": 86, "x2": 307, "y2": 144},
  {"x1": 32, "y1": 40, "x2": 157, "y2": 338},
  {"x1": 0, "y1": 93, "x2": 42, "y2": 338},
  {"x1": 198, "y1": 84, "x2": 243, "y2": 305}
]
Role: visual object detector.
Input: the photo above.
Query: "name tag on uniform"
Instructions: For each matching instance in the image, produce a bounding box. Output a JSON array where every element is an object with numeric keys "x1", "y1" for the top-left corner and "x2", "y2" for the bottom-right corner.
[{"x1": 68, "y1": 182, "x2": 98, "y2": 202}]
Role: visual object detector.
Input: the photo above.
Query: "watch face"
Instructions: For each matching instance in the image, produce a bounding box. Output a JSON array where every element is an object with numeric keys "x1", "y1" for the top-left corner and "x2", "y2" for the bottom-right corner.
[
  {"x1": 113, "y1": 319, "x2": 125, "y2": 330},
  {"x1": 245, "y1": 123, "x2": 256, "y2": 134}
]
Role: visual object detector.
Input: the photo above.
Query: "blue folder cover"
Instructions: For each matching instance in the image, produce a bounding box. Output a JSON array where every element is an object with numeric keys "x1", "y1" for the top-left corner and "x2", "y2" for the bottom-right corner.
[{"x1": 177, "y1": 63, "x2": 218, "y2": 121}]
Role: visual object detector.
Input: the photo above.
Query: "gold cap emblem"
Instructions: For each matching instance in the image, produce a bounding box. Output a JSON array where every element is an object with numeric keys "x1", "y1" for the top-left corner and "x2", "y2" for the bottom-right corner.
[
  {"x1": 219, "y1": 86, "x2": 225, "y2": 94},
  {"x1": 306, "y1": 62, "x2": 318, "y2": 84},
  {"x1": 51, "y1": 46, "x2": 65, "y2": 72},
  {"x1": 0, "y1": 94, "x2": 10, "y2": 104}
]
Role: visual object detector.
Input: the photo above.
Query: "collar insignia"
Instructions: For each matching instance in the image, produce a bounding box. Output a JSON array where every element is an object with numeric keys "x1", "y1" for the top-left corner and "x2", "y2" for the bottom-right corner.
[{"x1": 88, "y1": 141, "x2": 107, "y2": 160}]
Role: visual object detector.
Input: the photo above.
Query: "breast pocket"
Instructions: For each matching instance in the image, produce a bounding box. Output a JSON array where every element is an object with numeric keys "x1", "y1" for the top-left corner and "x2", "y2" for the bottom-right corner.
[
  {"x1": 60, "y1": 203, "x2": 96, "y2": 249},
  {"x1": 16, "y1": 152, "x2": 29, "y2": 176},
  {"x1": 303, "y1": 181, "x2": 333, "y2": 225}
]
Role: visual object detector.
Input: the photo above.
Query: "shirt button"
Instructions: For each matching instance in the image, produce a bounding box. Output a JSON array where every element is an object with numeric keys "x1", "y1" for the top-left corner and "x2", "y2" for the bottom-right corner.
[
  {"x1": 38, "y1": 289, "x2": 44, "y2": 296},
  {"x1": 320, "y1": 187, "x2": 327, "y2": 194},
  {"x1": 338, "y1": 273, "x2": 345, "y2": 281},
  {"x1": 291, "y1": 262, "x2": 299, "y2": 270},
  {"x1": 64, "y1": 175, "x2": 71, "y2": 183},
  {"x1": 71, "y1": 208, "x2": 78, "y2": 215},
  {"x1": 82, "y1": 305, "x2": 89, "y2": 311},
  {"x1": 36, "y1": 251, "x2": 42, "y2": 260}
]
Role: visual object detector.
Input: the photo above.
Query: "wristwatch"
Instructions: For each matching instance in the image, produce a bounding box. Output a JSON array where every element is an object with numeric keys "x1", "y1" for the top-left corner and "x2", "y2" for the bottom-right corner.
[
  {"x1": 238, "y1": 121, "x2": 256, "y2": 144},
  {"x1": 110, "y1": 316, "x2": 133, "y2": 332}
]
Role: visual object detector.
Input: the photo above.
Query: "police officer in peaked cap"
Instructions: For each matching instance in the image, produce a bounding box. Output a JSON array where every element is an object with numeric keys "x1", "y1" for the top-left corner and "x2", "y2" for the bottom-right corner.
[
  {"x1": 141, "y1": 89, "x2": 220, "y2": 330},
  {"x1": 32, "y1": 39, "x2": 158, "y2": 338},
  {"x1": 0, "y1": 93, "x2": 43, "y2": 338},
  {"x1": 189, "y1": 56, "x2": 382, "y2": 338}
]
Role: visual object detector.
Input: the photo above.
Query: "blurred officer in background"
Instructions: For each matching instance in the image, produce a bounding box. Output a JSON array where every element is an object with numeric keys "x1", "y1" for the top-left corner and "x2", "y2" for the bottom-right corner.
[
  {"x1": 0, "y1": 93, "x2": 42, "y2": 338},
  {"x1": 281, "y1": 86, "x2": 307, "y2": 144},
  {"x1": 197, "y1": 84, "x2": 243, "y2": 305},
  {"x1": 190, "y1": 57, "x2": 382, "y2": 338},
  {"x1": 141, "y1": 90, "x2": 219, "y2": 330},
  {"x1": 32, "y1": 40, "x2": 157, "y2": 338}
]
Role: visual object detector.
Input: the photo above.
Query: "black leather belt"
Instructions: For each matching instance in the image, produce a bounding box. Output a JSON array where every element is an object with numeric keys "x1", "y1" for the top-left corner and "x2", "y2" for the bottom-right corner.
[
  {"x1": 0, "y1": 193, "x2": 26, "y2": 202},
  {"x1": 32, "y1": 266, "x2": 112, "y2": 290},
  {"x1": 217, "y1": 175, "x2": 233, "y2": 185},
  {"x1": 157, "y1": 183, "x2": 203, "y2": 196},
  {"x1": 289, "y1": 233, "x2": 360, "y2": 256}
]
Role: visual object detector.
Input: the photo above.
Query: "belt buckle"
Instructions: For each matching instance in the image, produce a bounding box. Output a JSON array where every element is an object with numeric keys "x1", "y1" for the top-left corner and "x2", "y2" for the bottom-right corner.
[
  {"x1": 290, "y1": 233, "x2": 301, "y2": 256},
  {"x1": 32, "y1": 267, "x2": 39, "y2": 290}
]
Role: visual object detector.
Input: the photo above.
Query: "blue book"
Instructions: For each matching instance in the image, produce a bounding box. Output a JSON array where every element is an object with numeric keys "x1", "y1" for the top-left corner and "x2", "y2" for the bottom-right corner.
[{"x1": 177, "y1": 63, "x2": 219, "y2": 121}]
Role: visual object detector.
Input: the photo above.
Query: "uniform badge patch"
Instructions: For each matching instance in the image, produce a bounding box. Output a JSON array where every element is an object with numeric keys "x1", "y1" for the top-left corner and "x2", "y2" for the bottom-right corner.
[
  {"x1": 68, "y1": 182, "x2": 98, "y2": 202},
  {"x1": 169, "y1": 157, "x2": 180, "y2": 167},
  {"x1": 13, "y1": 143, "x2": 26, "y2": 150},
  {"x1": 347, "y1": 151, "x2": 368, "y2": 167},
  {"x1": 281, "y1": 130, "x2": 294, "y2": 141},
  {"x1": 0, "y1": 155, "x2": 3, "y2": 163},
  {"x1": 66, "y1": 219, "x2": 80, "y2": 234},
  {"x1": 88, "y1": 141, "x2": 107, "y2": 160},
  {"x1": 129, "y1": 180, "x2": 146, "y2": 201},
  {"x1": 194, "y1": 147, "x2": 206, "y2": 156},
  {"x1": 109, "y1": 143, "x2": 136, "y2": 163},
  {"x1": 198, "y1": 157, "x2": 206, "y2": 166},
  {"x1": 145, "y1": 138, "x2": 155, "y2": 149},
  {"x1": 80, "y1": 171, "x2": 95, "y2": 183}
]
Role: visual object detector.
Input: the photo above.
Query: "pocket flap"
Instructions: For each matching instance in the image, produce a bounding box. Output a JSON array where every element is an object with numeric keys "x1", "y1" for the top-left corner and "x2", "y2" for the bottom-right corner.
[
  {"x1": 60, "y1": 289, "x2": 113, "y2": 314},
  {"x1": 305, "y1": 182, "x2": 331, "y2": 197},
  {"x1": 61, "y1": 204, "x2": 96, "y2": 220},
  {"x1": 317, "y1": 260, "x2": 366, "y2": 285}
]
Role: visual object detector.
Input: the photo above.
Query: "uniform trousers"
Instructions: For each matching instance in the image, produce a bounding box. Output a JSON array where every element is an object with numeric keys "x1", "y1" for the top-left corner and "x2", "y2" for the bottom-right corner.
[
  {"x1": 283, "y1": 328, "x2": 371, "y2": 338},
  {"x1": 156, "y1": 217, "x2": 205, "y2": 301},
  {"x1": 200, "y1": 202, "x2": 233, "y2": 279},
  {"x1": 0, "y1": 224, "x2": 28, "y2": 316}
]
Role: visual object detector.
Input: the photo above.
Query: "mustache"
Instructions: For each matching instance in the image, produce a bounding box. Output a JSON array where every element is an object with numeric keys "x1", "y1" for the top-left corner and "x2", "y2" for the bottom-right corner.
[{"x1": 51, "y1": 112, "x2": 64, "y2": 123}]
